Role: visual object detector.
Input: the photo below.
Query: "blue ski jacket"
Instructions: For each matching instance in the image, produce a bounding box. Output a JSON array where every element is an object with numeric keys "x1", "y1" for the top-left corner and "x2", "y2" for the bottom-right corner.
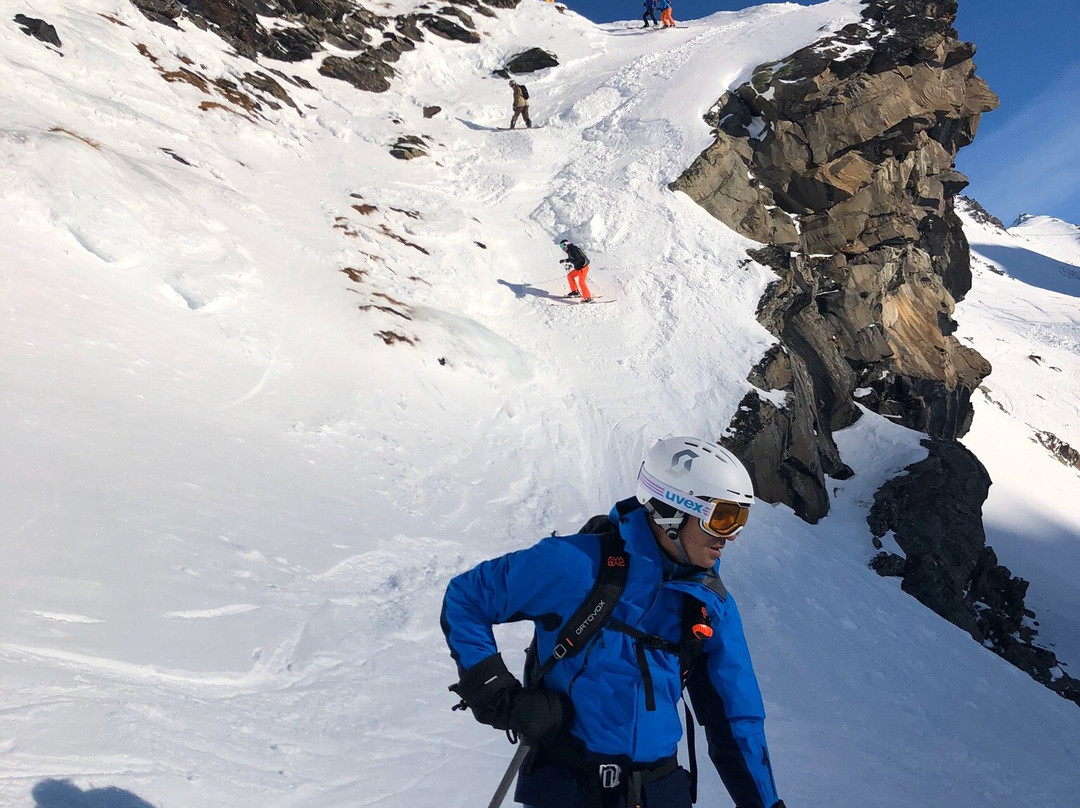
[{"x1": 442, "y1": 500, "x2": 780, "y2": 808}]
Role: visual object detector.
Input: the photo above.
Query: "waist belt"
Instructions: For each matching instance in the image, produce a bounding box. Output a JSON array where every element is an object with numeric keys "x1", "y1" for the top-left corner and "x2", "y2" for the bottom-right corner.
[
  {"x1": 537, "y1": 743, "x2": 679, "y2": 808},
  {"x1": 597, "y1": 756, "x2": 679, "y2": 808}
]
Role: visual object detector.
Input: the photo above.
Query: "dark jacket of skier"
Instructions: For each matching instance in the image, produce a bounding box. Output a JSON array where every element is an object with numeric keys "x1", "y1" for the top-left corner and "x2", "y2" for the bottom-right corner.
[
  {"x1": 562, "y1": 242, "x2": 589, "y2": 271},
  {"x1": 441, "y1": 499, "x2": 781, "y2": 808},
  {"x1": 643, "y1": 0, "x2": 659, "y2": 26}
]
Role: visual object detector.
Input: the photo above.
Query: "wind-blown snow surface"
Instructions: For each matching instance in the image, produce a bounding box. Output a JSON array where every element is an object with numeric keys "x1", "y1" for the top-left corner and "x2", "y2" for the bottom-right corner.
[{"x1": 2, "y1": 2, "x2": 1078, "y2": 807}]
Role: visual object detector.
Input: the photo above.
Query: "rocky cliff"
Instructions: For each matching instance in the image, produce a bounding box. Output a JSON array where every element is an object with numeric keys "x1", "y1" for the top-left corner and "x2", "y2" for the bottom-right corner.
[
  {"x1": 673, "y1": 0, "x2": 1079, "y2": 706},
  {"x1": 673, "y1": 0, "x2": 997, "y2": 524},
  {"x1": 131, "y1": 0, "x2": 522, "y2": 94},
  {"x1": 868, "y1": 440, "x2": 1080, "y2": 706}
]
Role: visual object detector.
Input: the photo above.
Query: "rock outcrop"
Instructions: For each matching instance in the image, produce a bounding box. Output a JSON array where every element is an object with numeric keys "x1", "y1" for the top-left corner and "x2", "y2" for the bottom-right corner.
[
  {"x1": 675, "y1": 0, "x2": 1079, "y2": 709},
  {"x1": 131, "y1": 0, "x2": 522, "y2": 92},
  {"x1": 956, "y1": 194, "x2": 1005, "y2": 230},
  {"x1": 672, "y1": 0, "x2": 997, "y2": 522},
  {"x1": 869, "y1": 441, "x2": 1080, "y2": 707},
  {"x1": 1034, "y1": 430, "x2": 1080, "y2": 471},
  {"x1": 13, "y1": 14, "x2": 63, "y2": 47},
  {"x1": 389, "y1": 134, "x2": 432, "y2": 160},
  {"x1": 505, "y1": 47, "x2": 559, "y2": 73}
]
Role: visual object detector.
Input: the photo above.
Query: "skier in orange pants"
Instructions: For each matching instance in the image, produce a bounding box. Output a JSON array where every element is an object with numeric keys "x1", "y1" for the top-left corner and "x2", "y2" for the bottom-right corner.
[
  {"x1": 559, "y1": 239, "x2": 592, "y2": 302},
  {"x1": 658, "y1": 0, "x2": 675, "y2": 27}
]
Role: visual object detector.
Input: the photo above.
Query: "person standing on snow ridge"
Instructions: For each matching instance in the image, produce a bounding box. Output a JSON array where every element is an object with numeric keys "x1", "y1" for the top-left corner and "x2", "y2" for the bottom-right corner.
[
  {"x1": 642, "y1": 0, "x2": 660, "y2": 28},
  {"x1": 558, "y1": 239, "x2": 592, "y2": 302},
  {"x1": 442, "y1": 436, "x2": 787, "y2": 808},
  {"x1": 509, "y1": 80, "x2": 533, "y2": 129},
  {"x1": 657, "y1": 0, "x2": 675, "y2": 28}
]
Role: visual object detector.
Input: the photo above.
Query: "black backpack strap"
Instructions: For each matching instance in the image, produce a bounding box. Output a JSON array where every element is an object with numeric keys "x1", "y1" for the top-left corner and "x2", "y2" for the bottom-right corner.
[
  {"x1": 685, "y1": 699, "x2": 699, "y2": 803},
  {"x1": 679, "y1": 594, "x2": 712, "y2": 681},
  {"x1": 578, "y1": 513, "x2": 614, "y2": 535},
  {"x1": 533, "y1": 528, "x2": 629, "y2": 684},
  {"x1": 605, "y1": 617, "x2": 679, "y2": 711},
  {"x1": 700, "y1": 570, "x2": 727, "y2": 601},
  {"x1": 677, "y1": 595, "x2": 711, "y2": 804}
]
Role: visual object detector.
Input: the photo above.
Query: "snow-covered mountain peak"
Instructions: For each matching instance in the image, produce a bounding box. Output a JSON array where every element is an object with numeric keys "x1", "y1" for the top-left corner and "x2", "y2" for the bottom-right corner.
[
  {"x1": 960, "y1": 202, "x2": 1080, "y2": 297},
  {"x1": 1009, "y1": 213, "x2": 1080, "y2": 265}
]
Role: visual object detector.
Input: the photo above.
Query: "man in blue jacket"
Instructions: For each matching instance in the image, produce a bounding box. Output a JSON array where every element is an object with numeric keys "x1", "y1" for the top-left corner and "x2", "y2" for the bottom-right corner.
[
  {"x1": 642, "y1": 0, "x2": 659, "y2": 28},
  {"x1": 442, "y1": 437, "x2": 786, "y2": 808}
]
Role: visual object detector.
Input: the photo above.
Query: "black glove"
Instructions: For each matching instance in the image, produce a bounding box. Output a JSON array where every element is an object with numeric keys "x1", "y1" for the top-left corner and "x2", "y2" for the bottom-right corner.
[
  {"x1": 452, "y1": 653, "x2": 520, "y2": 730},
  {"x1": 770, "y1": 801, "x2": 787, "y2": 808},
  {"x1": 507, "y1": 686, "x2": 574, "y2": 746},
  {"x1": 452, "y1": 653, "x2": 573, "y2": 746}
]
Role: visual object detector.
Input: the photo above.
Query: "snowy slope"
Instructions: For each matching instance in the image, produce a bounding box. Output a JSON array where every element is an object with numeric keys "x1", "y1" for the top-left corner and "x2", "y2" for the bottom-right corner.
[
  {"x1": 960, "y1": 211, "x2": 1080, "y2": 298},
  {"x1": 2, "y1": 2, "x2": 1080, "y2": 807},
  {"x1": 957, "y1": 207, "x2": 1080, "y2": 670},
  {"x1": 1011, "y1": 214, "x2": 1080, "y2": 266}
]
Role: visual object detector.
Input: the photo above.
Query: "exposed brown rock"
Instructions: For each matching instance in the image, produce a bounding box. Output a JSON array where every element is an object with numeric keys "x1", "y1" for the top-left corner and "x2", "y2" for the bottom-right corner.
[
  {"x1": 319, "y1": 54, "x2": 395, "y2": 93},
  {"x1": 14, "y1": 13, "x2": 63, "y2": 47},
  {"x1": 678, "y1": 0, "x2": 1077, "y2": 711},
  {"x1": 389, "y1": 134, "x2": 430, "y2": 160},
  {"x1": 129, "y1": 0, "x2": 182, "y2": 29},
  {"x1": 129, "y1": 0, "x2": 528, "y2": 96},
  {"x1": 956, "y1": 195, "x2": 1005, "y2": 230},
  {"x1": 1034, "y1": 430, "x2": 1080, "y2": 471},
  {"x1": 673, "y1": 0, "x2": 997, "y2": 521},
  {"x1": 506, "y1": 47, "x2": 559, "y2": 73}
]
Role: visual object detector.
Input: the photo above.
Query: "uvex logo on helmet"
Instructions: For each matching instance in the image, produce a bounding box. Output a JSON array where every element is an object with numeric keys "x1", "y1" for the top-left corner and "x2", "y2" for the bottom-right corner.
[{"x1": 665, "y1": 491, "x2": 706, "y2": 515}]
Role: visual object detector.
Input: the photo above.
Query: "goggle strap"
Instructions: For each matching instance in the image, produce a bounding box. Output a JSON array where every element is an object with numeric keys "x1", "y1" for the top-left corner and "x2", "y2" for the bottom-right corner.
[
  {"x1": 639, "y1": 466, "x2": 749, "y2": 537},
  {"x1": 638, "y1": 467, "x2": 719, "y2": 522}
]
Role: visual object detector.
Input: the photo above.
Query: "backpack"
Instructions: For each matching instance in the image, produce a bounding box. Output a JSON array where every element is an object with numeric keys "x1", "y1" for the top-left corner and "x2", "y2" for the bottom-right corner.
[
  {"x1": 565, "y1": 243, "x2": 589, "y2": 268},
  {"x1": 525, "y1": 505, "x2": 715, "y2": 801},
  {"x1": 528, "y1": 512, "x2": 713, "y2": 689},
  {"x1": 520, "y1": 84, "x2": 530, "y2": 100}
]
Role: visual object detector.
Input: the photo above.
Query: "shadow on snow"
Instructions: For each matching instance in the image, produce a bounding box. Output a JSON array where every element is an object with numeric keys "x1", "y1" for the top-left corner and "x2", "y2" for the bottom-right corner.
[
  {"x1": 496, "y1": 278, "x2": 564, "y2": 300},
  {"x1": 457, "y1": 118, "x2": 503, "y2": 132},
  {"x1": 975, "y1": 243, "x2": 1080, "y2": 298},
  {"x1": 32, "y1": 779, "x2": 159, "y2": 808}
]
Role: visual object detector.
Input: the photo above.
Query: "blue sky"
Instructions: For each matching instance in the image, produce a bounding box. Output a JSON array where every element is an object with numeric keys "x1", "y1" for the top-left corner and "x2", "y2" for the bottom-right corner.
[{"x1": 560, "y1": 0, "x2": 1080, "y2": 226}]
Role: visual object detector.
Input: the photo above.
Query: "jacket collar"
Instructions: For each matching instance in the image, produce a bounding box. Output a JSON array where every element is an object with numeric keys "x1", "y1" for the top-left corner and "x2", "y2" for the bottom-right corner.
[{"x1": 609, "y1": 498, "x2": 722, "y2": 581}]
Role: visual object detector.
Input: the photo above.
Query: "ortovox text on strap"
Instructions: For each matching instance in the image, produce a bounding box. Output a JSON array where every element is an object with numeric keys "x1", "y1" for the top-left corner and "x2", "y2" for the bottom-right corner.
[{"x1": 532, "y1": 527, "x2": 629, "y2": 684}]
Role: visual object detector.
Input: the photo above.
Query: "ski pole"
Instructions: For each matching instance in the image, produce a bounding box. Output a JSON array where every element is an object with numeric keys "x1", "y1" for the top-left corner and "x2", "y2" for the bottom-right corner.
[{"x1": 487, "y1": 742, "x2": 530, "y2": 808}]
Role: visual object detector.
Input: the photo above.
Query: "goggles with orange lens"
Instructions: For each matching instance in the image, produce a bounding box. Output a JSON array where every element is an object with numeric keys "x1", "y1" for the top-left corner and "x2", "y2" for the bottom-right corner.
[
  {"x1": 701, "y1": 499, "x2": 750, "y2": 538},
  {"x1": 638, "y1": 466, "x2": 751, "y2": 538}
]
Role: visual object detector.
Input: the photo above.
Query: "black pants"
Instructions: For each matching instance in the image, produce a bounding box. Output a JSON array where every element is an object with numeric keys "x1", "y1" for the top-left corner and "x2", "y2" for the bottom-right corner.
[
  {"x1": 642, "y1": 10, "x2": 658, "y2": 25},
  {"x1": 517, "y1": 759, "x2": 692, "y2": 808}
]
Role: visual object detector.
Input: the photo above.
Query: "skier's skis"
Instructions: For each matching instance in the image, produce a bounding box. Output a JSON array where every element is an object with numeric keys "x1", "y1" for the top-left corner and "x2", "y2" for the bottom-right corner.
[{"x1": 549, "y1": 295, "x2": 616, "y2": 304}]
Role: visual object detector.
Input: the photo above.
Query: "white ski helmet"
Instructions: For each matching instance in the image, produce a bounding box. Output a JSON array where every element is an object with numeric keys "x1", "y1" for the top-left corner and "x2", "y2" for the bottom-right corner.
[{"x1": 635, "y1": 437, "x2": 754, "y2": 557}]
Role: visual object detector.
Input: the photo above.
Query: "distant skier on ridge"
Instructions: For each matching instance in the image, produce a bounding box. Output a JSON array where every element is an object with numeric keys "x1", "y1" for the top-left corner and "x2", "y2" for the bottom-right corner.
[
  {"x1": 442, "y1": 436, "x2": 786, "y2": 808},
  {"x1": 642, "y1": 0, "x2": 660, "y2": 28},
  {"x1": 657, "y1": 0, "x2": 676, "y2": 28}
]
